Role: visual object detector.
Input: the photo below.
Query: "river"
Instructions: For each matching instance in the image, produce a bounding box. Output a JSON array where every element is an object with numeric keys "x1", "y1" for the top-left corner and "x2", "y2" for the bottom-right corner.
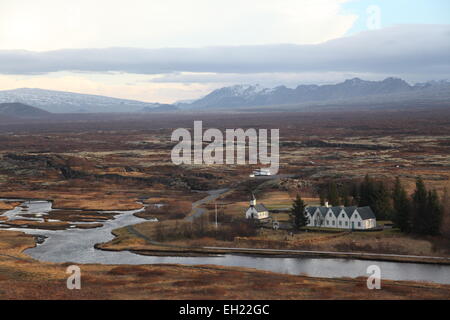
[{"x1": 1, "y1": 199, "x2": 449, "y2": 284}]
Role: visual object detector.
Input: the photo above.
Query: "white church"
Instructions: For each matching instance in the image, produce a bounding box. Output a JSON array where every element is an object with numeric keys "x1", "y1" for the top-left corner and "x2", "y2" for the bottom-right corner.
[
  {"x1": 305, "y1": 204, "x2": 377, "y2": 230},
  {"x1": 245, "y1": 193, "x2": 270, "y2": 220}
]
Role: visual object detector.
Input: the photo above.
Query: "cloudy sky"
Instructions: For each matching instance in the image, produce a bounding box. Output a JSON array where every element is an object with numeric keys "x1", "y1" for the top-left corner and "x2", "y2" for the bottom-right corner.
[{"x1": 0, "y1": 0, "x2": 449, "y2": 103}]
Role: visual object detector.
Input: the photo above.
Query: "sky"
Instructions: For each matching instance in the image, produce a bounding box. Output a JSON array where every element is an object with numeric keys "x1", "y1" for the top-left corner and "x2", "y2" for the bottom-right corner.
[{"x1": 0, "y1": 0, "x2": 449, "y2": 103}]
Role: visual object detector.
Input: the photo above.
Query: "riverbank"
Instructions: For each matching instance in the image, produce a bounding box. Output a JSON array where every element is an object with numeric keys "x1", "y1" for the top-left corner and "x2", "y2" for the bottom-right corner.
[
  {"x1": 1, "y1": 230, "x2": 450, "y2": 300},
  {"x1": 1, "y1": 195, "x2": 450, "y2": 295},
  {"x1": 98, "y1": 225, "x2": 450, "y2": 265}
]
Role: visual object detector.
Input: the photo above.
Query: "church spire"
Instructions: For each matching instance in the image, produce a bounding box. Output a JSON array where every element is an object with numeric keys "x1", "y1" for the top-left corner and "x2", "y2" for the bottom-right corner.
[{"x1": 250, "y1": 192, "x2": 256, "y2": 206}]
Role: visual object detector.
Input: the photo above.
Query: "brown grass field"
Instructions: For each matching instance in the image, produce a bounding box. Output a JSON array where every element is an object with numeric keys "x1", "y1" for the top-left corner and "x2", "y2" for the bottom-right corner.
[
  {"x1": 0, "y1": 109, "x2": 449, "y2": 299},
  {"x1": 0, "y1": 230, "x2": 450, "y2": 300}
]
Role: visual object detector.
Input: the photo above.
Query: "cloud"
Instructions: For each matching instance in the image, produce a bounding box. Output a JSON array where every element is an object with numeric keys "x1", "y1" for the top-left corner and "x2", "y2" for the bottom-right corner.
[
  {"x1": 0, "y1": 0, "x2": 356, "y2": 51},
  {"x1": 0, "y1": 25, "x2": 449, "y2": 78}
]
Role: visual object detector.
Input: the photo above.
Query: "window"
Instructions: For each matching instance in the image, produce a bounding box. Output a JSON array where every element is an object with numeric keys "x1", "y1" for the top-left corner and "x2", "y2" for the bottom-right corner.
[
  {"x1": 345, "y1": 221, "x2": 348, "y2": 226},
  {"x1": 333, "y1": 221, "x2": 335, "y2": 226},
  {"x1": 339, "y1": 221, "x2": 342, "y2": 226},
  {"x1": 342, "y1": 214, "x2": 344, "y2": 217},
  {"x1": 326, "y1": 221, "x2": 329, "y2": 225},
  {"x1": 358, "y1": 222, "x2": 361, "y2": 227}
]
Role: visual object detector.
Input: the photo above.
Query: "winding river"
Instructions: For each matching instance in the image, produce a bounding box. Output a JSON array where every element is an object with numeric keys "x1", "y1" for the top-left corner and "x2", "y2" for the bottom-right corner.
[{"x1": 1, "y1": 198, "x2": 449, "y2": 284}]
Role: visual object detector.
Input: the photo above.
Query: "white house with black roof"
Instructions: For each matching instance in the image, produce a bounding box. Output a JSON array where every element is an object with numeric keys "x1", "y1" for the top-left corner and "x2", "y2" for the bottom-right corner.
[
  {"x1": 245, "y1": 193, "x2": 270, "y2": 220},
  {"x1": 305, "y1": 204, "x2": 376, "y2": 230}
]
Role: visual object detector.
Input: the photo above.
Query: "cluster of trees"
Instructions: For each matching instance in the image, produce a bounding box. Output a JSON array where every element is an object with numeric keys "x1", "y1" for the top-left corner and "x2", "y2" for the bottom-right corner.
[
  {"x1": 318, "y1": 175, "x2": 446, "y2": 236},
  {"x1": 392, "y1": 177, "x2": 443, "y2": 236},
  {"x1": 319, "y1": 176, "x2": 391, "y2": 219},
  {"x1": 442, "y1": 189, "x2": 450, "y2": 238}
]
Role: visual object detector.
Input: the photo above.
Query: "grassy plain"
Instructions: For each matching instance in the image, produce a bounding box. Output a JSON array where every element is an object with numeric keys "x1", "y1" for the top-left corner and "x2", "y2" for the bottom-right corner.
[{"x1": 0, "y1": 109, "x2": 449, "y2": 298}]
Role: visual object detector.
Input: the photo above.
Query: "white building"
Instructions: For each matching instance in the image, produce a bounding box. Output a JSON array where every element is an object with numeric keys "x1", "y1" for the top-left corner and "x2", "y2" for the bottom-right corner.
[
  {"x1": 305, "y1": 205, "x2": 376, "y2": 230},
  {"x1": 250, "y1": 168, "x2": 272, "y2": 177},
  {"x1": 245, "y1": 193, "x2": 270, "y2": 220}
]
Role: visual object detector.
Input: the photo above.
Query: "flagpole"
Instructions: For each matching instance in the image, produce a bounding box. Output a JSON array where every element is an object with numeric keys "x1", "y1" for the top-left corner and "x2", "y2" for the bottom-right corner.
[{"x1": 215, "y1": 202, "x2": 218, "y2": 229}]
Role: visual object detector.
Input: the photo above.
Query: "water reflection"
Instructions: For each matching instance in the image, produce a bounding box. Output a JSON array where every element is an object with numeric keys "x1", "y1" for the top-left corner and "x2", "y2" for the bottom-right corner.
[{"x1": 1, "y1": 200, "x2": 449, "y2": 284}]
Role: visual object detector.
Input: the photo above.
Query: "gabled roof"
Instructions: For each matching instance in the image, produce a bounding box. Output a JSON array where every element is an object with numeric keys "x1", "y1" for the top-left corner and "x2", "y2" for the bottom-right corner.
[
  {"x1": 355, "y1": 206, "x2": 376, "y2": 220},
  {"x1": 307, "y1": 206, "x2": 340, "y2": 217},
  {"x1": 343, "y1": 206, "x2": 357, "y2": 218},
  {"x1": 329, "y1": 206, "x2": 342, "y2": 217},
  {"x1": 318, "y1": 207, "x2": 328, "y2": 216},
  {"x1": 305, "y1": 205, "x2": 376, "y2": 220},
  {"x1": 255, "y1": 203, "x2": 269, "y2": 212},
  {"x1": 305, "y1": 206, "x2": 317, "y2": 215}
]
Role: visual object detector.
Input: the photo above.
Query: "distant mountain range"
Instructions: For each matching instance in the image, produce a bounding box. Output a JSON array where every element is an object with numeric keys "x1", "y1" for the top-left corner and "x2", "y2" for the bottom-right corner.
[
  {"x1": 1, "y1": 78, "x2": 449, "y2": 113},
  {"x1": 178, "y1": 78, "x2": 450, "y2": 110},
  {"x1": 0, "y1": 88, "x2": 175, "y2": 113},
  {"x1": 0, "y1": 102, "x2": 50, "y2": 117},
  {"x1": 139, "y1": 104, "x2": 179, "y2": 113}
]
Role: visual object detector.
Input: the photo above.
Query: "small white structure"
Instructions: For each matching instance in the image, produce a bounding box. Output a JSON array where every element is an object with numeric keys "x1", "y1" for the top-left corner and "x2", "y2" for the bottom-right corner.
[
  {"x1": 305, "y1": 205, "x2": 376, "y2": 230},
  {"x1": 252, "y1": 168, "x2": 272, "y2": 176},
  {"x1": 245, "y1": 193, "x2": 270, "y2": 220}
]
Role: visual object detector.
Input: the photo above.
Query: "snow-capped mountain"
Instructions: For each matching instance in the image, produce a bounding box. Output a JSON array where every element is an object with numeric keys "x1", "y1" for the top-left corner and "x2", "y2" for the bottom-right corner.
[
  {"x1": 0, "y1": 88, "x2": 174, "y2": 113},
  {"x1": 179, "y1": 78, "x2": 450, "y2": 110},
  {"x1": 1, "y1": 78, "x2": 449, "y2": 114}
]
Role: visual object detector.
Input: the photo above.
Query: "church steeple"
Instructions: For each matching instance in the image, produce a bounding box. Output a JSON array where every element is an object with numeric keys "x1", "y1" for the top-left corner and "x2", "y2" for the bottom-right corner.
[{"x1": 250, "y1": 192, "x2": 256, "y2": 207}]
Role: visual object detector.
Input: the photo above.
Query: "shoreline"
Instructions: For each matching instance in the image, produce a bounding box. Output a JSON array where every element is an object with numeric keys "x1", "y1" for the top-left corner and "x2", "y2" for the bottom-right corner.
[
  {"x1": 95, "y1": 242, "x2": 450, "y2": 265},
  {"x1": 0, "y1": 229, "x2": 449, "y2": 299}
]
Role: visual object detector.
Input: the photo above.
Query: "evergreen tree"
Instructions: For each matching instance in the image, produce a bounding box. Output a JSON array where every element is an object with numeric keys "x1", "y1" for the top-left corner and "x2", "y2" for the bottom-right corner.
[
  {"x1": 319, "y1": 189, "x2": 326, "y2": 206},
  {"x1": 371, "y1": 181, "x2": 392, "y2": 220},
  {"x1": 427, "y1": 189, "x2": 443, "y2": 236},
  {"x1": 442, "y1": 188, "x2": 450, "y2": 237},
  {"x1": 359, "y1": 174, "x2": 374, "y2": 207},
  {"x1": 327, "y1": 182, "x2": 340, "y2": 206},
  {"x1": 412, "y1": 177, "x2": 429, "y2": 234},
  {"x1": 349, "y1": 182, "x2": 360, "y2": 205},
  {"x1": 291, "y1": 194, "x2": 308, "y2": 230},
  {"x1": 392, "y1": 177, "x2": 411, "y2": 233},
  {"x1": 342, "y1": 194, "x2": 351, "y2": 207},
  {"x1": 358, "y1": 175, "x2": 391, "y2": 220},
  {"x1": 339, "y1": 185, "x2": 351, "y2": 207}
]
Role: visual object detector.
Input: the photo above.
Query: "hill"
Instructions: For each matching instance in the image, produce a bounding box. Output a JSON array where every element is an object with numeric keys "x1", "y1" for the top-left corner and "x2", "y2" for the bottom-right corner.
[
  {"x1": 0, "y1": 102, "x2": 51, "y2": 117},
  {"x1": 139, "y1": 104, "x2": 178, "y2": 112},
  {"x1": 178, "y1": 78, "x2": 450, "y2": 110},
  {"x1": 0, "y1": 88, "x2": 175, "y2": 113}
]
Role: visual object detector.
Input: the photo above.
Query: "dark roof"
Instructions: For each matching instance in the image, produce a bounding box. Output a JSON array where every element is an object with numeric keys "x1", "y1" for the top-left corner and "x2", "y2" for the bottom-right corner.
[
  {"x1": 305, "y1": 207, "x2": 317, "y2": 215},
  {"x1": 255, "y1": 203, "x2": 269, "y2": 212},
  {"x1": 305, "y1": 206, "x2": 375, "y2": 220},
  {"x1": 344, "y1": 206, "x2": 357, "y2": 218},
  {"x1": 356, "y1": 206, "x2": 376, "y2": 220},
  {"x1": 330, "y1": 206, "x2": 342, "y2": 217},
  {"x1": 306, "y1": 206, "x2": 340, "y2": 217}
]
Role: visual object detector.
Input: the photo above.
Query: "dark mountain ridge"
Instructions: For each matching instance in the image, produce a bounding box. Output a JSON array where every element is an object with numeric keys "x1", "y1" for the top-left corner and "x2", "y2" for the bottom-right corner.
[
  {"x1": 0, "y1": 102, "x2": 50, "y2": 117},
  {"x1": 1, "y1": 78, "x2": 449, "y2": 113},
  {"x1": 179, "y1": 78, "x2": 450, "y2": 110},
  {"x1": 0, "y1": 88, "x2": 174, "y2": 113}
]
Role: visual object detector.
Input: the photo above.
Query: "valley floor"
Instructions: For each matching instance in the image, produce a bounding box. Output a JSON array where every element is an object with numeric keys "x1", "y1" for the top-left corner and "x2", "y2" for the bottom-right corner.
[{"x1": 0, "y1": 110, "x2": 449, "y2": 299}]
